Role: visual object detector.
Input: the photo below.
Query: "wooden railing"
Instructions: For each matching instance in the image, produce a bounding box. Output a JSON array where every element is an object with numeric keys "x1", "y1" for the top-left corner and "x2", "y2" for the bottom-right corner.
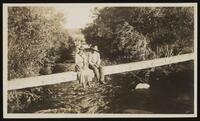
[{"x1": 7, "y1": 53, "x2": 194, "y2": 90}]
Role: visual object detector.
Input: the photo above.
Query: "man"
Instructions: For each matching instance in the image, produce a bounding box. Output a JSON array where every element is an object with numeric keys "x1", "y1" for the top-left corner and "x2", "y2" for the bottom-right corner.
[{"x1": 89, "y1": 45, "x2": 105, "y2": 84}]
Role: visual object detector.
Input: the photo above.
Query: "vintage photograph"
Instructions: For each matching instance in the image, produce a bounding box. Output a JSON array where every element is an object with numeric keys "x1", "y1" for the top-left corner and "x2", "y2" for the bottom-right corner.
[{"x1": 3, "y1": 3, "x2": 197, "y2": 118}]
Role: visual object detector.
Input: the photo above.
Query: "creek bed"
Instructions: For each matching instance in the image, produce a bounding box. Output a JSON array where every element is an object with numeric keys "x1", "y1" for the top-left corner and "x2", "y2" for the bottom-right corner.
[{"x1": 24, "y1": 69, "x2": 193, "y2": 114}]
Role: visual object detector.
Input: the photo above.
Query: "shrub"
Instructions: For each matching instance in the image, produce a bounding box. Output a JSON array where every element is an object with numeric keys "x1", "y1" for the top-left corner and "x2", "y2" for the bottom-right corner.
[
  {"x1": 8, "y1": 7, "x2": 76, "y2": 80},
  {"x1": 82, "y1": 7, "x2": 194, "y2": 62},
  {"x1": 7, "y1": 7, "x2": 76, "y2": 113}
]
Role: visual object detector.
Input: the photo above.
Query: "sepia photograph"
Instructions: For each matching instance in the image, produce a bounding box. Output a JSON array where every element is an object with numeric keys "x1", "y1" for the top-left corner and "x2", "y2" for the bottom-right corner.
[{"x1": 3, "y1": 3, "x2": 197, "y2": 118}]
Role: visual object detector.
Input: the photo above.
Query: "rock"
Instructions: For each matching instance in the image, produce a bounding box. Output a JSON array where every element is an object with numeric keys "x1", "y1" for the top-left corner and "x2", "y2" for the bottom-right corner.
[{"x1": 135, "y1": 83, "x2": 150, "y2": 89}]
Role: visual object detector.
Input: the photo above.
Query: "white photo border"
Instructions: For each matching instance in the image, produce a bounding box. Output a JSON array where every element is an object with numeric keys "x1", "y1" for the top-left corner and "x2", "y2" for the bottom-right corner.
[{"x1": 3, "y1": 3, "x2": 198, "y2": 118}]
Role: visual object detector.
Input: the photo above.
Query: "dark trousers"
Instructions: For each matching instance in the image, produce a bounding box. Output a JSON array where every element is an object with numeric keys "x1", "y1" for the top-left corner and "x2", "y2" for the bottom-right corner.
[{"x1": 89, "y1": 64, "x2": 104, "y2": 82}]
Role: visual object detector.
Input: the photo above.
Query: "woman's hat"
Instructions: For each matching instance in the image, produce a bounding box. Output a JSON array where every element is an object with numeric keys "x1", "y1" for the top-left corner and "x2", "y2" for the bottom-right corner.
[
  {"x1": 82, "y1": 44, "x2": 91, "y2": 49},
  {"x1": 91, "y1": 46, "x2": 99, "y2": 52}
]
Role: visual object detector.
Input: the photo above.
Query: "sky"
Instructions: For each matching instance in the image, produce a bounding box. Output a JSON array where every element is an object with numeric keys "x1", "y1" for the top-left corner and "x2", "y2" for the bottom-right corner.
[{"x1": 55, "y1": 6, "x2": 98, "y2": 29}]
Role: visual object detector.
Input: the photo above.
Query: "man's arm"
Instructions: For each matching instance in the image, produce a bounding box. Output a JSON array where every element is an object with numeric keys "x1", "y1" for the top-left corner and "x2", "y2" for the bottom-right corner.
[
  {"x1": 89, "y1": 53, "x2": 96, "y2": 65},
  {"x1": 88, "y1": 53, "x2": 92, "y2": 65},
  {"x1": 96, "y1": 53, "x2": 101, "y2": 66}
]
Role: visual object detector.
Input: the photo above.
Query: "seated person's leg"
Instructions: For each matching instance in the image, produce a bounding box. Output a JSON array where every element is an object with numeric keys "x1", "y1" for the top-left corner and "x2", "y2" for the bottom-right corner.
[
  {"x1": 99, "y1": 65, "x2": 105, "y2": 82},
  {"x1": 82, "y1": 76, "x2": 86, "y2": 88},
  {"x1": 77, "y1": 72, "x2": 81, "y2": 84},
  {"x1": 89, "y1": 64, "x2": 100, "y2": 81}
]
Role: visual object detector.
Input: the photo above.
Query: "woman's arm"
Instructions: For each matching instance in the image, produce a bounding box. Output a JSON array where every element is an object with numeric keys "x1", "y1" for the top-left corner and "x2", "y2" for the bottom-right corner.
[{"x1": 75, "y1": 54, "x2": 83, "y2": 69}]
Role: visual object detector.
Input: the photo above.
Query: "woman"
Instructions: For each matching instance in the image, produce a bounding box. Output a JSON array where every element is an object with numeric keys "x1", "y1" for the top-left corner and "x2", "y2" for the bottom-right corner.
[{"x1": 75, "y1": 45, "x2": 94, "y2": 88}]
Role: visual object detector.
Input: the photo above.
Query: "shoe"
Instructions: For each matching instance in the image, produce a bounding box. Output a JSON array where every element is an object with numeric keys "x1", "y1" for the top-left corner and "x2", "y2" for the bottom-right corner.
[
  {"x1": 87, "y1": 82, "x2": 91, "y2": 87},
  {"x1": 99, "y1": 80, "x2": 106, "y2": 84}
]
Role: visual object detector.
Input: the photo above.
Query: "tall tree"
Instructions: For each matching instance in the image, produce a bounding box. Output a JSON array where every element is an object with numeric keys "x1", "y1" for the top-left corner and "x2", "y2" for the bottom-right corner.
[
  {"x1": 82, "y1": 7, "x2": 194, "y2": 62},
  {"x1": 8, "y1": 7, "x2": 74, "y2": 79}
]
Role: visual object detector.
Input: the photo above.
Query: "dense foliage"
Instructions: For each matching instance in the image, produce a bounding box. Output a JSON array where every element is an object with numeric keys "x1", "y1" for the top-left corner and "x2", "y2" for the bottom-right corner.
[
  {"x1": 8, "y1": 7, "x2": 76, "y2": 112},
  {"x1": 8, "y1": 7, "x2": 76, "y2": 80},
  {"x1": 82, "y1": 7, "x2": 194, "y2": 62}
]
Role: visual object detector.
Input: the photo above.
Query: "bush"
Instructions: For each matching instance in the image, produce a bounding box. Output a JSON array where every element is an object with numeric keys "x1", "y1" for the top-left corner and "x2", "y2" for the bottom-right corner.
[
  {"x1": 52, "y1": 63, "x2": 75, "y2": 73},
  {"x1": 8, "y1": 7, "x2": 76, "y2": 80},
  {"x1": 82, "y1": 7, "x2": 194, "y2": 62},
  {"x1": 7, "y1": 7, "x2": 77, "y2": 113},
  {"x1": 8, "y1": 88, "x2": 43, "y2": 113}
]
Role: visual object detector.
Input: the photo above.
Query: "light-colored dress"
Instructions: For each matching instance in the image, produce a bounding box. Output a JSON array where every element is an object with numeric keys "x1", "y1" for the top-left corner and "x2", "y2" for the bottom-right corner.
[{"x1": 75, "y1": 52, "x2": 94, "y2": 85}]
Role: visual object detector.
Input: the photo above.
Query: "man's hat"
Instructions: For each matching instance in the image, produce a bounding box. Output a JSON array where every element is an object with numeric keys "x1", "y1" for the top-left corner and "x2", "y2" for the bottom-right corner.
[
  {"x1": 91, "y1": 46, "x2": 99, "y2": 52},
  {"x1": 79, "y1": 45, "x2": 84, "y2": 50}
]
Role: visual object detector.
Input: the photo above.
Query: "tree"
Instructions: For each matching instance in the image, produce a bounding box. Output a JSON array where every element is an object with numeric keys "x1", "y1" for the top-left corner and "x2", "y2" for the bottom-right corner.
[
  {"x1": 82, "y1": 7, "x2": 194, "y2": 62},
  {"x1": 8, "y1": 7, "x2": 74, "y2": 79},
  {"x1": 7, "y1": 7, "x2": 77, "y2": 113},
  {"x1": 82, "y1": 7, "x2": 153, "y2": 62}
]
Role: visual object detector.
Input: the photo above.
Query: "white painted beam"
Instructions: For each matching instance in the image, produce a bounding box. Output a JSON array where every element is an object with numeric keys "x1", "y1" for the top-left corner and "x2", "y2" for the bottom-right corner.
[
  {"x1": 7, "y1": 53, "x2": 194, "y2": 90},
  {"x1": 8, "y1": 72, "x2": 77, "y2": 90},
  {"x1": 103, "y1": 53, "x2": 194, "y2": 75}
]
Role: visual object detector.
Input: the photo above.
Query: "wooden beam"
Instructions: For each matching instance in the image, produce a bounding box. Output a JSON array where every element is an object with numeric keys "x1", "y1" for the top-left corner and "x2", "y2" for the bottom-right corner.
[
  {"x1": 7, "y1": 53, "x2": 194, "y2": 90},
  {"x1": 8, "y1": 72, "x2": 77, "y2": 90},
  {"x1": 103, "y1": 53, "x2": 194, "y2": 75}
]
